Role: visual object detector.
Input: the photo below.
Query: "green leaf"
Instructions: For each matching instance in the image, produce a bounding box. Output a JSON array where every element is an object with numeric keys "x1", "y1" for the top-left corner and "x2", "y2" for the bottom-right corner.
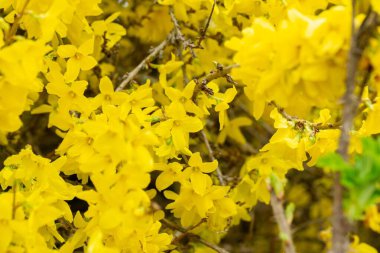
[{"x1": 317, "y1": 152, "x2": 351, "y2": 172}]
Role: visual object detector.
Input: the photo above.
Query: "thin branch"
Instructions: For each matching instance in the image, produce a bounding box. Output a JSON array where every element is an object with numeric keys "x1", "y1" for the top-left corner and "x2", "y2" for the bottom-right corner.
[
  {"x1": 200, "y1": 130, "x2": 225, "y2": 186},
  {"x1": 192, "y1": 64, "x2": 239, "y2": 101},
  {"x1": 198, "y1": 238, "x2": 229, "y2": 253},
  {"x1": 12, "y1": 181, "x2": 17, "y2": 219},
  {"x1": 169, "y1": 7, "x2": 196, "y2": 58},
  {"x1": 332, "y1": 3, "x2": 378, "y2": 253},
  {"x1": 161, "y1": 219, "x2": 229, "y2": 253},
  {"x1": 186, "y1": 218, "x2": 207, "y2": 232},
  {"x1": 270, "y1": 190, "x2": 297, "y2": 253},
  {"x1": 269, "y1": 101, "x2": 341, "y2": 130},
  {"x1": 116, "y1": 33, "x2": 172, "y2": 91},
  {"x1": 291, "y1": 217, "x2": 327, "y2": 234},
  {"x1": 5, "y1": 0, "x2": 31, "y2": 44},
  {"x1": 171, "y1": 218, "x2": 207, "y2": 244},
  {"x1": 196, "y1": 0, "x2": 217, "y2": 48}
]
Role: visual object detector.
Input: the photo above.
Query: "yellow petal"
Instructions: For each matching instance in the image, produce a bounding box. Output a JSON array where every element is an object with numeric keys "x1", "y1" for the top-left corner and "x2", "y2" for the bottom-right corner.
[
  {"x1": 224, "y1": 86, "x2": 237, "y2": 103},
  {"x1": 183, "y1": 80, "x2": 196, "y2": 98},
  {"x1": 270, "y1": 108, "x2": 288, "y2": 128},
  {"x1": 158, "y1": 0, "x2": 175, "y2": 5},
  {"x1": 156, "y1": 172, "x2": 174, "y2": 191},
  {"x1": 0, "y1": 224, "x2": 12, "y2": 252},
  {"x1": 181, "y1": 117, "x2": 203, "y2": 132},
  {"x1": 79, "y1": 55, "x2": 97, "y2": 71},
  {"x1": 219, "y1": 111, "x2": 226, "y2": 130},
  {"x1": 165, "y1": 87, "x2": 182, "y2": 101},
  {"x1": 57, "y1": 45, "x2": 77, "y2": 58},
  {"x1": 190, "y1": 172, "x2": 210, "y2": 195},
  {"x1": 371, "y1": 0, "x2": 380, "y2": 14},
  {"x1": 200, "y1": 160, "x2": 218, "y2": 173},
  {"x1": 172, "y1": 127, "x2": 186, "y2": 151},
  {"x1": 188, "y1": 152, "x2": 202, "y2": 167},
  {"x1": 99, "y1": 208, "x2": 122, "y2": 229},
  {"x1": 78, "y1": 38, "x2": 94, "y2": 55},
  {"x1": 64, "y1": 58, "x2": 81, "y2": 82},
  {"x1": 99, "y1": 76, "x2": 114, "y2": 94}
]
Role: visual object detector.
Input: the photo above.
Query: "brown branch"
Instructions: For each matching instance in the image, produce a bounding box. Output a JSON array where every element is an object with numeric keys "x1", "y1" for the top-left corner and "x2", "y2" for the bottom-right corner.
[
  {"x1": 116, "y1": 33, "x2": 172, "y2": 91},
  {"x1": 269, "y1": 101, "x2": 341, "y2": 131},
  {"x1": 291, "y1": 218, "x2": 327, "y2": 234},
  {"x1": 161, "y1": 219, "x2": 229, "y2": 253},
  {"x1": 169, "y1": 7, "x2": 196, "y2": 58},
  {"x1": 200, "y1": 130, "x2": 225, "y2": 186},
  {"x1": 12, "y1": 181, "x2": 17, "y2": 219},
  {"x1": 270, "y1": 190, "x2": 297, "y2": 253},
  {"x1": 5, "y1": 0, "x2": 31, "y2": 44},
  {"x1": 192, "y1": 64, "x2": 239, "y2": 101},
  {"x1": 171, "y1": 218, "x2": 207, "y2": 244},
  {"x1": 332, "y1": 3, "x2": 378, "y2": 253},
  {"x1": 196, "y1": 0, "x2": 217, "y2": 48}
]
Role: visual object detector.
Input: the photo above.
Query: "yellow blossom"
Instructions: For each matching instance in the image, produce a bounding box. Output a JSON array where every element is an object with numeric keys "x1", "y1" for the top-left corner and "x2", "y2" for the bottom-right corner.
[{"x1": 57, "y1": 38, "x2": 97, "y2": 82}]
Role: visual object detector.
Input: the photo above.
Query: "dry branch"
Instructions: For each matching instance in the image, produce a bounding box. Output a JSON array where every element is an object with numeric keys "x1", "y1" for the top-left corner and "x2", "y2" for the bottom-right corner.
[
  {"x1": 332, "y1": 3, "x2": 378, "y2": 253},
  {"x1": 116, "y1": 34, "x2": 171, "y2": 91},
  {"x1": 270, "y1": 190, "x2": 297, "y2": 253}
]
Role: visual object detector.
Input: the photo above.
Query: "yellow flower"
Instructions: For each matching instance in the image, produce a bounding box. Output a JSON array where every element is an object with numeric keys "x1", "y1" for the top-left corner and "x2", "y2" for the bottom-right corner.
[
  {"x1": 21, "y1": 0, "x2": 71, "y2": 41},
  {"x1": 155, "y1": 162, "x2": 184, "y2": 191},
  {"x1": 183, "y1": 152, "x2": 218, "y2": 195},
  {"x1": 57, "y1": 38, "x2": 97, "y2": 82},
  {"x1": 155, "y1": 102, "x2": 203, "y2": 153},
  {"x1": 95, "y1": 76, "x2": 128, "y2": 107},
  {"x1": 92, "y1": 12, "x2": 126, "y2": 49},
  {"x1": 217, "y1": 116, "x2": 252, "y2": 144},
  {"x1": 371, "y1": 0, "x2": 380, "y2": 14},
  {"x1": 165, "y1": 80, "x2": 203, "y2": 116},
  {"x1": 156, "y1": 54, "x2": 184, "y2": 88},
  {"x1": 350, "y1": 235, "x2": 378, "y2": 253},
  {"x1": 158, "y1": 0, "x2": 203, "y2": 21},
  {"x1": 365, "y1": 205, "x2": 380, "y2": 233},
  {"x1": 165, "y1": 183, "x2": 232, "y2": 228},
  {"x1": 208, "y1": 82, "x2": 238, "y2": 130}
]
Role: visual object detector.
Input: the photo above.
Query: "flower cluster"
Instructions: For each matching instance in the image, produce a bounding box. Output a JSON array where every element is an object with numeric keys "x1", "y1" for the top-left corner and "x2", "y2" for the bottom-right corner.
[{"x1": 1, "y1": 0, "x2": 380, "y2": 252}]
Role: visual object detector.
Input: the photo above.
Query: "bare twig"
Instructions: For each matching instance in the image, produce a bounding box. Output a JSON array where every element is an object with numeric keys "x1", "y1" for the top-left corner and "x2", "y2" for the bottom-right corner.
[
  {"x1": 171, "y1": 218, "x2": 207, "y2": 244},
  {"x1": 196, "y1": 0, "x2": 217, "y2": 48},
  {"x1": 12, "y1": 181, "x2": 17, "y2": 219},
  {"x1": 200, "y1": 130, "x2": 225, "y2": 186},
  {"x1": 192, "y1": 64, "x2": 239, "y2": 101},
  {"x1": 169, "y1": 7, "x2": 196, "y2": 58},
  {"x1": 291, "y1": 218, "x2": 327, "y2": 234},
  {"x1": 270, "y1": 190, "x2": 297, "y2": 253},
  {"x1": 198, "y1": 238, "x2": 229, "y2": 253},
  {"x1": 161, "y1": 219, "x2": 229, "y2": 253},
  {"x1": 116, "y1": 33, "x2": 172, "y2": 91},
  {"x1": 332, "y1": 3, "x2": 378, "y2": 253},
  {"x1": 5, "y1": 0, "x2": 31, "y2": 44},
  {"x1": 186, "y1": 218, "x2": 207, "y2": 232},
  {"x1": 269, "y1": 101, "x2": 341, "y2": 130}
]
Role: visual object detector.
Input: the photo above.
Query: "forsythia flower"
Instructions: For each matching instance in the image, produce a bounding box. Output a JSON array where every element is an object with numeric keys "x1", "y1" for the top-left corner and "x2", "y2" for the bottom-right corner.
[
  {"x1": 155, "y1": 102, "x2": 203, "y2": 154},
  {"x1": 165, "y1": 182, "x2": 236, "y2": 228},
  {"x1": 226, "y1": 6, "x2": 349, "y2": 119},
  {"x1": 365, "y1": 205, "x2": 380, "y2": 233},
  {"x1": 183, "y1": 152, "x2": 218, "y2": 195},
  {"x1": 350, "y1": 236, "x2": 378, "y2": 253},
  {"x1": 1, "y1": 0, "x2": 380, "y2": 252},
  {"x1": 57, "y1": 38, "x2": 97, "y2": 82}
]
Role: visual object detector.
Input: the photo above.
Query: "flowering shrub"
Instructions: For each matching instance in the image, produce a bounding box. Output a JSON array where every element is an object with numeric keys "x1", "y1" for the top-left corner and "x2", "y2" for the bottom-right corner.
[{"x1": 1, "y1": 1, "x2": 380, "y2": 252}]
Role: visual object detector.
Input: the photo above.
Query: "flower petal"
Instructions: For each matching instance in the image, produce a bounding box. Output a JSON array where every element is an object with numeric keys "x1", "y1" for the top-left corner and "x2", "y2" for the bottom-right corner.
[
  {"x1": 64, "y1": 58, "x2": 81, "y2": 82},
  {"x1": 172, "y1": 127, "x2": 186, "y2": 151},
  {"x1": 156, "y1": 172, "x2": 174, "y2": 191},
  {"x1": 79, "y1": 55, "x2": 97, "y2": 71},
  {"x1": 57, "y1": 45, "x2": 77, "y2": 58}
]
